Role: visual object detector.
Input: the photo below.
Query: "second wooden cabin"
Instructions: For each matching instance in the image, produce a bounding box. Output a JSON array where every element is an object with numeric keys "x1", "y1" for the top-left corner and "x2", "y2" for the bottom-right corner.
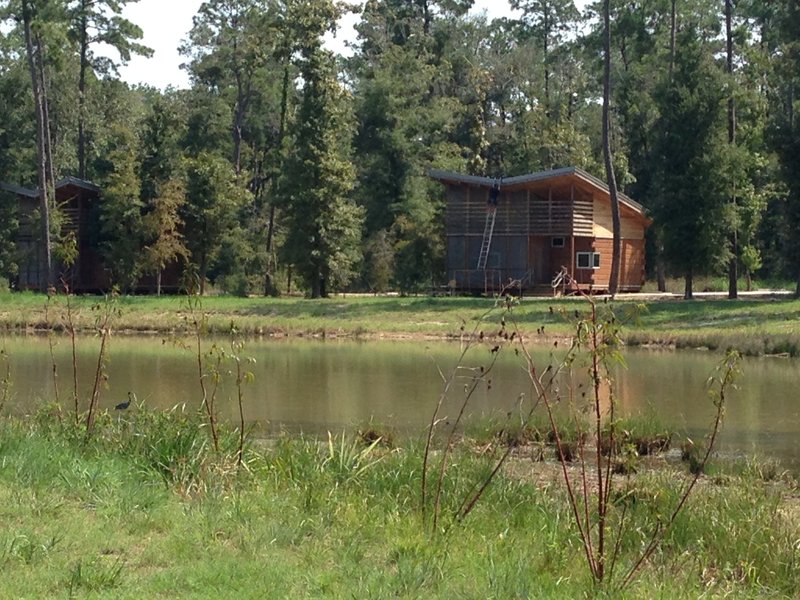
[
  {"x1": 1, "y1": 177, "x2": 183, "y2": 294},
  {"x1": 429, "y1": 167, "x2": 651, "y2": 294}
]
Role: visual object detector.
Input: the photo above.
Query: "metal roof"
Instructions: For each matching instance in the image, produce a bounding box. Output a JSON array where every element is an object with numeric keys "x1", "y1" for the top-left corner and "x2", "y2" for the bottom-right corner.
[
  {"x1": 428, "y1": 166, "x2": 646, "y2": 215},
  {"x1": 0, "y1": 182, "x2": 37, "y2": 198},
  {"x1": 0, "y1": 177, "x2": 100, "y2": 198},
  {"x1": 56, "y1": 176, "x2": 101, "y2": 192}
]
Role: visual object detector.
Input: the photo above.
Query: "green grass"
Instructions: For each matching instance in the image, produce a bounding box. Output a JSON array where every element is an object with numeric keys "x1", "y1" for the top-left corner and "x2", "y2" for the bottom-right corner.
[
  {"x1": 0, "y1": 410, "x2": 797, "y2": 598},
  {"x1": 2, "y1": 290, "x2": 800, "y2": 356}
]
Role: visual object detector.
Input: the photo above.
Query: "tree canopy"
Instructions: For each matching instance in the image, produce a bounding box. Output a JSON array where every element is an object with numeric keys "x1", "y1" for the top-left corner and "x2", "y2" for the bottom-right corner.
[{"x1": 0, "y1": 0, "x2": 798, "y2": 296}]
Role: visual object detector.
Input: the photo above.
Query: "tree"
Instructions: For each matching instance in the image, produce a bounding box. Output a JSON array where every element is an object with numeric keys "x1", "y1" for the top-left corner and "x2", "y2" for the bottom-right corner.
[
  {"x1": 725, "y1": 0, "x2": 738, "y2": 298},
  {"x1": 350, "y1": 0, "x2": 497, "y2": 291},
  {"x1": 183, "y1": 152, "x2": 251, "y2": 294},
  {"x1": 140, "y1": 178, "x2": 188, "y2": 295},
  {"x1": 601, "y1": 0, "x2": 621, "y2": 296},
  {"x1": 650, "y1": 28, "x2": 728, "y2": 299},
  {"x1": 16, "y1": 0, "x2": 65, "y2": 290},
  {"x1": 0, "y1": 33, "x2": 37, "y2": 185},
  {"x1": 281, "y1": 0, "x2": 363, "y2": 298},
  {"x1": 0, "y1": 189, "x2": 21, "y2": 285},
  {"x1": 510, "y1": 0, "x2": 580, "y2": 115},
  {"x1": 770, "y1": 0, "x2": 800, "y2": 295},
  {"x1": 182, "y1": 0, "x2": 273, "y2": 174},
  {"x1": 97, "y1": 122, "x2": 144, "y2": 290},
  {"x1": 67, "y1": 0, "x2": 151, "y2": 179}
]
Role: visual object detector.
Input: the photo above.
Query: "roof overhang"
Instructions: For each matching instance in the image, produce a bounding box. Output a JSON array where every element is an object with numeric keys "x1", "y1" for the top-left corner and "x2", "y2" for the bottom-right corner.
[
  {"x1": 0, "y1": 177, "x2": 100, "y2": 198},
  {"x1": 428, "y1": 166, "x2": 649, "y2": 222},
  {"x1": 0, "y1": 182, "x2": 37, "y2": 198}
]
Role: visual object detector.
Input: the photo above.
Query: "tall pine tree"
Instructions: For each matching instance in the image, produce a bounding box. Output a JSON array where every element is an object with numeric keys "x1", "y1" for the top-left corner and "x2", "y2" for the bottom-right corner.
[{"x1": 281, "y1": 0, "x2": 362, "y2": 298}]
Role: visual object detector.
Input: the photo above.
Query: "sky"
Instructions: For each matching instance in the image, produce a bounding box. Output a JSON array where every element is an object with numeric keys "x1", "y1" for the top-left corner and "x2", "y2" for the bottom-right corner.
[{"x1": 111, "y1": 1, "x2": 521, "y2": 90}]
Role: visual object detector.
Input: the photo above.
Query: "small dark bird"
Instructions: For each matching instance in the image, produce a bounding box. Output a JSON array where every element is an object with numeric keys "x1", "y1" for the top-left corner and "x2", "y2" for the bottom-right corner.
[{"x1": 115, "y1": 391, "x2": 136, "y2": 411}]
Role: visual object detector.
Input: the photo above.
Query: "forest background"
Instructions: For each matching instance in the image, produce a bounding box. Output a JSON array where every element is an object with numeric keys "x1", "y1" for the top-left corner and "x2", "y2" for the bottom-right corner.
[{"x1": 0, "y1": 0, "x2": 799, "y2": 299}]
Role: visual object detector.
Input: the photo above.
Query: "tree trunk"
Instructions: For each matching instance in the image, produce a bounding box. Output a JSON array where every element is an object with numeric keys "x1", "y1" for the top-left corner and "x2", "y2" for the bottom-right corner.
[
  {"x1": 37, "y1": 34, "x2": 56, "y2": 211},
  {"x1": 23, "y1": 1, "x2": 54, "y2": 291},
  {"x1": 669, "y1": 0, "x2": 676, "y2": 77},
  {"x1": 156, "y1": 269, "x2": 162, "y2": 297},
  {"x1": 264, "y1": 64, "x2": 290, "y2": 297},
  {"x1": 657, "y1": 256, "x2": 666, "y2": 292},
  {"x1": 232, "y1": 86, "x2": 244, "y2": 175},
  {"x1": 78, "y1": 5, "x2": 88, "y2": 180},
  {"x1": 796, "y1": 270, "x2": 800, "y2": 299},
  {"x1": 199, "y1": 253, "x2": 207, "y2": 296},
  {"x1": 543, "y1": 6, "x2": 550, "y2": 116},
  {"x1": 726, "y1": 0, "x2": 738, "y2": 300},
  {"x1": 602, "y1": 0, "x2": 622, "y2": 296},
  {"x1": 684, "y1": 269, "x2": 693, "y2": 300},
  {"x1": 310, "y1": 274, "x2": 321, "y2": 299}
]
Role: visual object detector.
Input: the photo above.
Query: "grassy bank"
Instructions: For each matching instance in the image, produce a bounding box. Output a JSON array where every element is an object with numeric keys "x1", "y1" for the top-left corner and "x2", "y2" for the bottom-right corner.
[
  {"x1": 0, "y1": 409, "x2": 797, "y2": 598},
  {"x1": 1, "y1": 291, "x2": 800, "y2": 356}
]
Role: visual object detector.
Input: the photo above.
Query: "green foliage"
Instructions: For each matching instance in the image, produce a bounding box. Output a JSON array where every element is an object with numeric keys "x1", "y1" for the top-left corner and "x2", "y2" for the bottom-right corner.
[
  {"x1": 323, "y1": 431, "x2": 388, "y2": 484},
  {"x1": 0, "y1": 0, "x2": 799, "y2": 295},
  {"x1": 363, "y1": 229, "x2": 395, "y2": 292},
  {"x1": 96, "y1": 124, "x2": 144, "y2": 290},
  {"x1": 281, "y1": 11, "x2": 363, "y2": 298},
  {"x1": 0, "y1": 190, "x2": 20, "y2": 282},
  {"x1": 650, "y1": 28, "x2": 730, "y2": 296},
  {"x1": 140, "y1": 177, "x2": 188, "y2": 292},
  {"x1": 183, "y1": 152, "x2": 252, "y2": 293}
]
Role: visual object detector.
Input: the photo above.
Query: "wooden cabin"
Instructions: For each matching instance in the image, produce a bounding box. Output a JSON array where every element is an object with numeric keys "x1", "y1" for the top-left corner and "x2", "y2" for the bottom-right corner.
[
  {"x1": 1, "y1": 177, "x2": 182, "y2": 294},
  {"x1": 429, "y1": 167, "x2": 651, "y2": 294},
  {"x1": 0, "y1": 177, "x2": 108, "y2": 292}
]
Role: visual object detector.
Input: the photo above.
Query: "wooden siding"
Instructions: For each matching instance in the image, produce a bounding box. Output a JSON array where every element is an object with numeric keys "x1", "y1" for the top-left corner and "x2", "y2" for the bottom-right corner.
[
  {"x1": 530, "y1": 189, "x2": 572, "y2": 235},
  {"x1": 440, "y1": 174, "x2": 649, "y2": 293},
  {"x1": 445, "y1": 185, "x2": 471, "y2": 233},
  {"x1": 572, "y1": 188, "x2": 594, "y2": 236},
  {"x1": 572, "y1": 237, "x2": 596, "y2": 286},
  {"x1": 570, "y1": 238, "x2": 645, "y2": 290},
  {"x1": 593, "y1": 197, "x2": 645, "y2": 240},
  {"x1": 494, "y1": 189, "x2": 529, "y2": 234}
]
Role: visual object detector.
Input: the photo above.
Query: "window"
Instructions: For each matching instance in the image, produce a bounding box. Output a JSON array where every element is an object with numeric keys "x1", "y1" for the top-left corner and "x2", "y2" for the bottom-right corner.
[
  {"x1": 576, "y1": 252, "x2": 600, "y2": 269},
  {"x1": 551, "y1": 237, "x2": 565, "y2": 248}
]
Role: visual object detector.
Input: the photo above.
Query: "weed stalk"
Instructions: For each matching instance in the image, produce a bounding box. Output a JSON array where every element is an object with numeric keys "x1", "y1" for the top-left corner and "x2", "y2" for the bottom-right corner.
[
  {"x1": 228, "y1": 323, "x2": 255, "y2": 468},
  {"x1": 44, "y1": 290, "x2": 60, "y2": 407},
  {"x1": 84, "y1": 290, "x2": 118, "y2": 441},
  {"x1": 62, "y1": 281, "x2": 80, "y2": 424},
  {"x1": 185, "y1": 286, "x2": 219, "y2": 452},
  {"x1": 0, "y1": 348, "x2": 11, "y2": 413}
]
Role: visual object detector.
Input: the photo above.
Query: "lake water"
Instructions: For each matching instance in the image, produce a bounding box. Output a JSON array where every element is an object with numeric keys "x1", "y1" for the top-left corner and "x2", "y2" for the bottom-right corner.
[{"x1": 2, "y1": 335, "x2": 799, "y2": 472}]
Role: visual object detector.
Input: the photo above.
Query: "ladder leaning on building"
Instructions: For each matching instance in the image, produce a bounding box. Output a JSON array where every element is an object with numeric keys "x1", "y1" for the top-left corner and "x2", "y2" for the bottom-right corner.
[{"x1": 476, "y1": 179, "x2": 501, "y2": 270}]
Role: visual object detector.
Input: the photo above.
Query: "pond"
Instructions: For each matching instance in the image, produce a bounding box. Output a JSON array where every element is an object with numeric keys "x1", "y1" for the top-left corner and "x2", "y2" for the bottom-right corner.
[{"x1": 2, "y1": 335, "x2": 799, "y2": 472}]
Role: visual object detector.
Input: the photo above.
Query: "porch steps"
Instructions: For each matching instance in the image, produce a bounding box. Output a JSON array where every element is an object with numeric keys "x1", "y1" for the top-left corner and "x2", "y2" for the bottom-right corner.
[{"x1": 476, "y1": 208, "x2": 497, "y2": 270}]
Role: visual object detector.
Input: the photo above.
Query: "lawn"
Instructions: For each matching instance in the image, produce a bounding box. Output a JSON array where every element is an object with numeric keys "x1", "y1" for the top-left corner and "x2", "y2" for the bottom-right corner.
[{"x1": 1, "y1": 291, "x2": 799, "y2": 355}]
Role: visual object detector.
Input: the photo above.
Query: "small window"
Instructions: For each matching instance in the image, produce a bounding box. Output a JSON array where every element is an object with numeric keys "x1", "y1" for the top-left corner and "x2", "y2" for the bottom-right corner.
[
  {"x1": 576, "y1": 252, "x2": 600, "y2": 269},
  {"x1": 551, "y1": 237, "x2": 565, "y2": 248}
]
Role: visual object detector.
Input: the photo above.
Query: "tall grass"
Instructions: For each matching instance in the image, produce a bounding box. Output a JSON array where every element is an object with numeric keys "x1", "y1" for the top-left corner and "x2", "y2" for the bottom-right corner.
[{"x1": 0, "y1": 409, "x2": 797, "y2": 598}]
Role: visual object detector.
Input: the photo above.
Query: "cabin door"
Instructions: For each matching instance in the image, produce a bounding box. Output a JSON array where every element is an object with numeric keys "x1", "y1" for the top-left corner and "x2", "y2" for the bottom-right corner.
[{"x1": 527, "y1": 237, "x2": 550, "y2": 285}]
